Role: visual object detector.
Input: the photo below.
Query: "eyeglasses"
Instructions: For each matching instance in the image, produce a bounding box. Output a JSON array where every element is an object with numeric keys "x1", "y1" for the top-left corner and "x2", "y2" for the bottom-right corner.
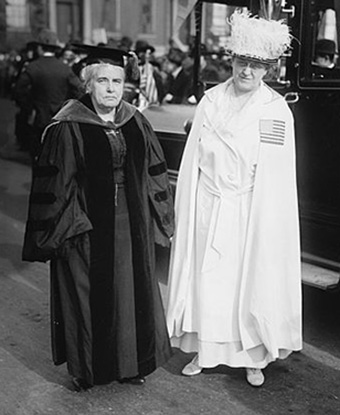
[{"x1": 234, "y1": 58, "x2": 268, "y2": 71}]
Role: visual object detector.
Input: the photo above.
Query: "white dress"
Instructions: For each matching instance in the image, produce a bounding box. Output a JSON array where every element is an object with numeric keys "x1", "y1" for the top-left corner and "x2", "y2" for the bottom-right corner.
[{"x1": 168, "y1": 80, "x2": 302, "y2": 369}]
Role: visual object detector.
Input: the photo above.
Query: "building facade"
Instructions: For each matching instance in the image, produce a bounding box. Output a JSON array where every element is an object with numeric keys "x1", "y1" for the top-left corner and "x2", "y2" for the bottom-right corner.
[{"x1": 3, "y1": 0, "x2": 175, "y2": 54}]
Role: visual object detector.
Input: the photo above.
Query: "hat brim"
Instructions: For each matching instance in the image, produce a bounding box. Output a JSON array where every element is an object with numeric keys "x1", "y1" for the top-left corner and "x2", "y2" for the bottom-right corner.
[
  {"x1": 226, "y1": 49, "x2": 278, "y2": 64},
  {"x1": 135, "y1": 46, "x2": 155, "y2": 54},
  {"x1": 38, "y1": 42, "x2": 61, "y2": 50},
  {"x1": 316, "y1": 48, "x2": 338, "y2": 55}
]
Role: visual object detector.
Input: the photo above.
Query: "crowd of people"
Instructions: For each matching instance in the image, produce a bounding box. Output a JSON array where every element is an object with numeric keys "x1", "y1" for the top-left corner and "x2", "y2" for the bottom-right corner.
[
  {"x1": 17, "y1": 9, "x2": 301, "y2": 393},
  {"x1": 0, "y1": 49, "x2": 22, "y2": 98},
  {"x1": 3, "y1": 31, "x2": 232, "y2": 160}
]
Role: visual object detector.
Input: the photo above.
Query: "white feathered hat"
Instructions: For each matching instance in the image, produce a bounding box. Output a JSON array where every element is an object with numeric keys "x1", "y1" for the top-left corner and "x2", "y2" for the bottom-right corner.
[{"x1": 226, "y1": 10, "x2": 292, "y2": 64}]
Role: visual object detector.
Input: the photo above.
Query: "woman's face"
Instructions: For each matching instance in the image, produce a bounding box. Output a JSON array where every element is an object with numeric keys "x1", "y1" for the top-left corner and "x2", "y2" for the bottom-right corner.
[
  {"x1": 88, "y1": 64, "x2": 125, "y2": 113},
  {"x1": 232, "y1": 57, "x2": 268, "y2": 94}
]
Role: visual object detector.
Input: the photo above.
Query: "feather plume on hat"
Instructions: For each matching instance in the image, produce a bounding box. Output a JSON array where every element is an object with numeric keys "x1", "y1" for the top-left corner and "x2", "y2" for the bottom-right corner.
[{"x1": 226, "y1": 10, "x2": 292, "y2": 64}]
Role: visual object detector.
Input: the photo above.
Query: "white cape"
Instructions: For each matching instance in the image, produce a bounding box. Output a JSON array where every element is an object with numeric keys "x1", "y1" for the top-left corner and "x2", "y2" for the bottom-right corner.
[{"x1": 166, "y1": 80, "x2": 302, "y2": 364}]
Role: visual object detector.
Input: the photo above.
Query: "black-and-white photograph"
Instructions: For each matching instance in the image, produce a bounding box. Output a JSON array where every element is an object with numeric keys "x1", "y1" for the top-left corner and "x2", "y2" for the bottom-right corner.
[{"x1": 0, "y1": 1, "x2": 340, "y2": 414}]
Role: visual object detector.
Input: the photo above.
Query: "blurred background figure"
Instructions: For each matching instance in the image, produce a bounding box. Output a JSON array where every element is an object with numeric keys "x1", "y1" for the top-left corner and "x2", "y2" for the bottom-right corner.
[
  {"x1": 312, "y1": 1, "x2": 340, "y2": 78},
  {"x1": 58, "y1": 43, "x2": 77, "y2": 67},
  {"x1": 13, "y1": 29, "x2": 84, "y2": 161},
  {"x1": 69, "y1": 43, "x2": 88, "y2": 77},
  {"x1": 134, "y1": 40, "x2": 164, "y2": 110},
  {"x1": 118, "y1": 36, "x2": 133, "y2": 52},
  {"x1": 0, "y1": 51, "x2": 9, "y2": 98},
  {"x1": 12, "y1": 41, "x2": 39, "y2": 151},
  {"x1": 163, "y1": 47, "x2": 193, "y2": 104},
  {"x1": 312, "y1": 39, "x2": 340, "y2": 78},
  {"x1": 314, "y1": 38, "x2": 338, "y2": 68}
]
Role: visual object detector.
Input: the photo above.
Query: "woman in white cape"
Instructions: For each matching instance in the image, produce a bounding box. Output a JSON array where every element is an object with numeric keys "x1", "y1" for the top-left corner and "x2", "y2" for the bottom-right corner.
[{"x1": 166, "y1": 11, "x2": 302, "y2": 387}]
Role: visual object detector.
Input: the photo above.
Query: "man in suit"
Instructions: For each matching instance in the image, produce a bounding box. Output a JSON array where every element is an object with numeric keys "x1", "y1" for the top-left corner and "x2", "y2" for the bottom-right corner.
[
  {"x1": 14, "y1": 29, "x2": 84, "y2": 161},
  {"x1": 312, "y1": 39, "x2": 340, "y2": 80},
  {"x1": 134, "y1": 40, "x2": 165, "y2": 108},
  {"x1": 163, "y1": 47, "x2": 193, "y2": 104}
]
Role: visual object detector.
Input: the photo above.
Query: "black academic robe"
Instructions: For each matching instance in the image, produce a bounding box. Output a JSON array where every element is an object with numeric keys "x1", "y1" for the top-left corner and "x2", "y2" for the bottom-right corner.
[{"x1": 22, "y1": 95, "x2": 174, "y2": 385}]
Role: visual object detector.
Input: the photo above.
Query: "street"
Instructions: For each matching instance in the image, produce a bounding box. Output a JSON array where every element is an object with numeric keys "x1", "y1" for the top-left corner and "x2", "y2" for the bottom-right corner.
[{"x1": 1, "y1": 98, "x2": 340, "y2": 414}]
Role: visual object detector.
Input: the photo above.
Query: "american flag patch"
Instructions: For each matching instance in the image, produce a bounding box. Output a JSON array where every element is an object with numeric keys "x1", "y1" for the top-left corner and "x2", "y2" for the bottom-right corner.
[{"x1": 259, "y1": 119, "x2": 285, "y2": 145}]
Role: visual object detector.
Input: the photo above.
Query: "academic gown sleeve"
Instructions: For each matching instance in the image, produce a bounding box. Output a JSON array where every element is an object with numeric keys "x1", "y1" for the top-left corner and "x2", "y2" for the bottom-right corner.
[
  {"x1": 136, "y1": 113, "x2": 175, "y2": 246},
  {"x1": 22, "y1": 122, "x2": 93, "y2": 262}
]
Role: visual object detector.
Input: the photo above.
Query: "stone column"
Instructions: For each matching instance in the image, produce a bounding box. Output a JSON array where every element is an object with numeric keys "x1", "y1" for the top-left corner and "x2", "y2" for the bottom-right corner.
[
  {"x1": 0, "y1": 0, "x2": 6, "y2": 51},
  {"x1": 48, "y1": 0, "x2": 57, "y2": 32},
  {"x1": 83, "y1": 0, "x2": 92, "y2": 44}
]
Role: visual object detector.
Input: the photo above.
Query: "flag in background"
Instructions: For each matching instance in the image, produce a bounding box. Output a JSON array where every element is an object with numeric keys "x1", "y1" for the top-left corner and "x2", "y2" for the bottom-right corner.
[
  {"x1": 173, "y1": 0, "x2": 197, "y2": 32},
  {"x1": 139, "y1": 62, "x2": 158, "y2": 107}
]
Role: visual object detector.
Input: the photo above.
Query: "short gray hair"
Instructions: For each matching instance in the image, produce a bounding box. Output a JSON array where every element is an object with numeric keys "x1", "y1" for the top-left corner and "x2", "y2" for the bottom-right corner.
[{"x1": 80, "y1": 63, "x2": 125, "y2": 93}]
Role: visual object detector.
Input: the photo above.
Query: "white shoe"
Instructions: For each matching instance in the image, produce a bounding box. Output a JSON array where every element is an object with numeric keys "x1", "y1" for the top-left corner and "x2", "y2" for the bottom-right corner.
[
  {"x1": 246, "y1": 368, "x2": 265, "y2": 387},
  {"x1": 182, "y1": 354, "x2": 203, "y2": 376}
]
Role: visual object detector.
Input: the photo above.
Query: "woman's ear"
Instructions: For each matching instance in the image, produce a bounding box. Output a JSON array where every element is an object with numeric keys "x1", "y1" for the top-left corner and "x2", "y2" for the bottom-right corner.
[{"x1": 85, "y1": 78, "x2": 93, "y2": 94}]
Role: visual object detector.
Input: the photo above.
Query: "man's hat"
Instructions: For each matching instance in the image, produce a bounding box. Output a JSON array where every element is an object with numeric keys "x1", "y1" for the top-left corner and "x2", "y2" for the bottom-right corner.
[
  {"x1": 25, "y1": 41, "x2": 39, "y2": 51},
  {"x1": 167, "y1": 47, "x2": 185, "y2": 65},
  {"x1": 36, "y1": 29, "x2": 60, "y2": 50},
  {"x1": 226, "y1": 10, "x2": 292, "y2": 64},
  {"x1": 316, "y1": 39, "x2": 337, "y2": 56},
  {"x1": 135, "y1": 40, "x2": 155, "y2": 55}
]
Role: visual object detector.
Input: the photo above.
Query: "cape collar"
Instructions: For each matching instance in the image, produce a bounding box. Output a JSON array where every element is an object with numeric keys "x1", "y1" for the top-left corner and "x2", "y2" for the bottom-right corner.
[{"x1": 204, "y1": 78, "x2": 283, "y2": 107}]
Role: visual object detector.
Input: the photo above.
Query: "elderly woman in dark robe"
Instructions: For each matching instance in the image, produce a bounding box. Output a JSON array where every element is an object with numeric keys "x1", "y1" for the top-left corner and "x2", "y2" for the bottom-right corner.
[{"x1": 22, "y1": 45, "x2": 174, "y2": 391}]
